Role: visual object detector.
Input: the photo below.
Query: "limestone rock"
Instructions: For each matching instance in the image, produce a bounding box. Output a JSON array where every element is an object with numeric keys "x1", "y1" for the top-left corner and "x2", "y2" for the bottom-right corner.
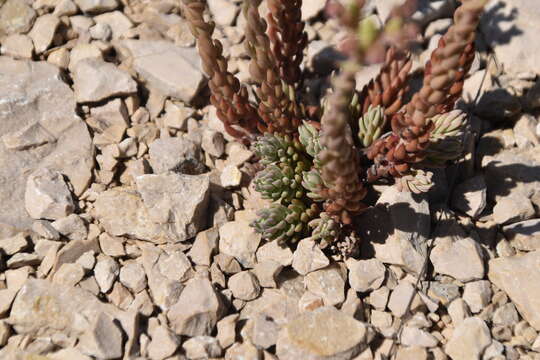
[
  {"x1": 256, "y1": 240, "x2": 293, "y2": 267},
  {"x1": 183, "y1": 335, "x2": 222, "y2": 360},
  {"x1": 480, "y1": 0, "x2": 540, "y2": 75},
  {"x1": 451, "y1": 175, "x2": 487, "y2": 218},
  {"x1": 74, "y1": 0, "x2": 118, "y2": 13},
  {"x1": 94, "y1": 11, "x2": 133, "y2": 39},
  {"x1": 88, "y1": 98, "x2": 129, "y2": 145},
  {"x1": 119, "y1": 261, "x2": 147, "y2": 293},
  {"x1": 493, "y1": 194, "x2": 535, "y2": 225},
  {"x1": 430, "y1": 238, "x2": 485, "y2": 282},
  {"x1": 503, "y1": 219, "x2": 540, "y2": 251},
  {"x1": 304, "y1": 265, "x2": 345, "y2": 306},
  {"x1": 301, "y1": 0, "x2": 327, "y2": 20},
  {"x1": 25, "y1": 168, "x2": 75, "y2": 220},
  {"x1": 219, "y1": 217, "x2": 261, "y2": 268},
  {"x1": 388, "y1": 281, "x2": 416, "y2": 318},
  {"x1": 115, "y1": 40, "x2": 205, "y2": 102},
  {"x1": 147, "y1": 325, "x2": 180, "y2": 360},
  {"x1": 445, "y1": 317, "x2": 491, "y2": 360},
  {"x1": 228, "y1": 271, "x2": 261, "y2": 301},
  {"x1": 276, "y1": 306, "x2": 368, "y2": 360},
  {"x1": 94, "y1": 255, "x2": 119, "y2": 293},
  {"x1": 188, "y1": 227, "x2": 219, "y2": 266},
  {"x1": 488, "y1": 250, "x2": 540, "y2": 330},
  {"x1": 0, "y1": 0, "x2": 36, "y2": 35},
  {"x1": 400, "y1": 326, "x2": 438, "y2": 348},
  {"x1": 0, "y1": 58, "x2": 93, "y2": 228},
  {"x1": 135, "y1": 173, "x2": 210, "y2": 242},
  {"x1": 462, "y1": 280, "x2": 492, "y2": 314},
  {"x1": 0, "y1": 34, "x2": 34, "y2": 59},
  {"x1": 72, "y1": 58, "x2": 137, "y2": 103},
  {"x1": 148, "y1": 137, "x2": 204, "y2": 175},
  {"x1": 292, "y1": 238, "x2": 329, "y2": 275},
  {"x1": 77, "y1": 312, "x2": 123, "y2": 359},
  {"x1": 28, "y1": 14, "x2": 60, "y2": 54},
  {"x1": 168, "y1": 278, "x2": 224, "y2": 336},
  {"x1": 347, "y1": 258, "x2": 386, "y2": 293}
]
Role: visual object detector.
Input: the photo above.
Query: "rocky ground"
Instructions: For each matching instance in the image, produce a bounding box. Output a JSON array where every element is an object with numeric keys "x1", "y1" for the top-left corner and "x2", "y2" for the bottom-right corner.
[{"x1": 0, "y1": 0, "x2": 539, "y2": 359}]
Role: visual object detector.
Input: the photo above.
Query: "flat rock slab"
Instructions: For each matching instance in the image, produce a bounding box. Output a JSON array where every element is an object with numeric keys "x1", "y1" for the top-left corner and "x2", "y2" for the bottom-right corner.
[
  {"x1": 488, "y1": 250, "x2": 540, "y2": 330},
  {"x1": 0, "y1": 58, "x2": 94, "y2": 229},
  {"x1": 114, "y1": 40, "x2": 205, "y2": 102},
  {"x1": 276, "y1": 306, "x2": 368, "y2": 360}
]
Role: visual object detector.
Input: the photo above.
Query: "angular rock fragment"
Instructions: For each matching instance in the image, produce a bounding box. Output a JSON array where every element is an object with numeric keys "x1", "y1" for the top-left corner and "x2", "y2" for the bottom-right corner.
[{"x1": 25, "y1": 168, "x2": 75, "y2": 220}]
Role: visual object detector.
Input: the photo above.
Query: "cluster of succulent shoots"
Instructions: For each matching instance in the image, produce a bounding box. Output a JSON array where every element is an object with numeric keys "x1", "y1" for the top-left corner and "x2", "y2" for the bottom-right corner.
[{"x1": 182, "y1": 0, "x2": 487, "y2": 256}]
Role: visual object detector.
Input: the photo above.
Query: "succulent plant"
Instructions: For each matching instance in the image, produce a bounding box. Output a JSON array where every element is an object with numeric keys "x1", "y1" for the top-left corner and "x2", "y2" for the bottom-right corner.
[
  {"x1": 251, "y1": 200, "x2": 318, "y2": 244},
  {"x1": 184, "y1": 0, "x2": 486, "y2": 253},
  {"x1": 358, "y1": 105, "x2": 386, "y2": 147}
]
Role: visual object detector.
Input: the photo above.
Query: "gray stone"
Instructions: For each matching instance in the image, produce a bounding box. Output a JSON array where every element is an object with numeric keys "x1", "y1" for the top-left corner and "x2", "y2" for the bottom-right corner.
[
  {"x1": 462, "y1": 280, "x2": 492, "y2": 314},
  {"x1": 347, "y1": 258, "x2": 386, "y2": 293},
  {"x1": 480, "y1": 0, "x2": 540, "y2": 75},
  {"x1": 25, "y1": 168, "x2": 75, "y2": 220},
  {"x1": 488, "y1": 250, "x2": 540, "y2": 330},
  {"x1": 74, "y1": 0, "x2": 118, "y2": 13},
  {"x1": 292, "y1": 238, "x2": 329, "y2": 275},
  {"x1": 493, "y1": 194, "x2": 535, "y2": 225},
  {"x1": 148, "y1": 137, "x2": 204, "y2": 175},
  {"x1": 119, "y1": 261, "x2": 147, "y2": 293},
  {"x1": 147, "y1": 325, "x2": 180, "y2": 360},
  {"x1": 400, "y1": 326, "x2": 438, "y2": 348},
  {"x1": 0, "y1": 0, "x2": 36, "y2": 35},
  {"x1": 445, "y1": 317, "x2": 491, "y2": 360},
  {"x1": 492, "y1": 303, "x2": 519, "y2": 326},
  {"x1": 28, "y1": 14, "x2": 60, "y2": 54},
  {"x1": 503, "y1": 219, "x2": 540, "y2": 251},
  {"x1": 183, "y1": 335, "x2": 222, "y2": 360},
  {"x1": 94, "y1": 11, "x2": 133, "y2": 39},
  {"x1": 115, "y1": 40, "x2": 205, "y2": 102},
  {"x1": 32, "y1": 220, "x2": 60, "y2": 240},
  {"x1": 168, "y1": 278, "x2": 225, "y2": 336},
  {"x1": 451, "y1": 175, "x2": 487, "y2": 218},
  {"x1": 0, "y1": 58, "x2": 93, "y2": 229},
  {"x1": 94, "y1": 255, "x2": 119, "y2": 293},
  {"x1": 188, "y1": 227, "x2": 219, "y2": 266},
  {"x1": 202, "y1": 129, "x2": 225, "y2": 157},
  {"x1": 88, "y1": 98, "x2": 129, "y2": 145},
  {"x1": 0, "y1": 34, "x2": 34, "y2": 58},
  {"x1": 77, "y1": 312, "x2": 123, "y2": 359},
  {"x1": 228, "y1": 271, "x2": 261, "y2": 301},
  {"x1": 304, "y1": 265, "x2": 345, "y2": 306},
  {"x1": 135, "y1": 173, "x2": 210, "y2": 242},
  {"x1": 430, "y1": 238, "x2": 485, "y2": 282},
  {"x1": 219, "y1": 216, "x2": 261, "y2": 268},
  {"x1": 72, "y1": 58, "x2": 137, "y2": 103},
  {"x1": 276, "y1": 306, "x2": 368, "y2": 360},
  {"x1": 51, "y1": 214, "x2": 87, "y2": 241}
]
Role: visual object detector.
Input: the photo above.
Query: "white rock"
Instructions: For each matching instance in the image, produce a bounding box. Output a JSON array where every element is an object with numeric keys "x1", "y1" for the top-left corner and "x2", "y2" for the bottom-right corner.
[
  {"x1": 292, "y1": 238, "x2": 329, "y2": 275},
  {"x1": 78, "y1": 312, "x2": 123, "y2": 359},
  {"x1": 148, "y1": 137, "x2": 204, "y2": 175},
  {"x1": 72, "y1": 58, "x2": 137, "y2": 103},
  {"x1": 217, "y1": 314, "x2": 238, "y2": 349},
  {"x1": 451, "y1": 175, "x2": 487, "y2": 218},
  {"x1": 0, "y1": 34, "x2": 34, "y2": 58},
  {"x1": 207, "y1": 0, "x2": 238, "y2": 26},
  {"x1": 168, "y1": 278, "x2": 225, "y2": 336},
  {"x1": 503, "y1": 219, "x2": 540, "y2": 251},
  {"x1": 276, "y1": 306, "x2": 368, "y2": 360},
  {"x1": 430, "y1": 237, "x2": 485, "y2": 282},
  {"x1": 0, "y1": 289, "x2": 18, "y2": 317},
  {"x1": 74, "y1": 0, "x2": 118, "y2": 13},
  {"x1": 89, "y1": 22, "x2": 112, "y2": 41},
  {"x1": 0, "y1": 0, "x2": 36, "y2": 35},
  {"x1": 347, "y1": 258, "x2": 386, "y2": 293},
  {"x1": 493, "y1": 193, "x2": 535, "y2": 225},
  {"x1": 253, "y1": 260, "x2": 282, "y2": 288},
  {"x1": 119, "y1": 261, "x2": 147, "y2": 293},
  {"x1": 25, "y1": 168, "x2": 75, "y2": 220},
  {"x1": 88, "y1": 98, "x2": 128, "y2": 145},
  {"x1": 228, "y1": 271, "x2": 261, "y2": 301},
  {"x1": 188, "y1": 227, "x2": 219, "y2": 266},
  {"x1": 28, "y1": 14, "x2": 60, "y2": 54},
  {"x1": 52, "y1": 263, "x2": 85, "y2": 287},
  {"x1": 221, "y1": 165, "x2": 242, "y2": 188},
  {"x1": 492, "y1": 303, "x2": 519, "y2": 326},
  {"x1": 183, "y1": 335, "x2": 222, "y2": 359},
  {"x1": 447, "y1": 298, "x2": 471, "y2": 326},
  {"x1": 445, "y1": 317, "x2": 491, "y2": 360},
  {"x1": 147, "y1": 325, "x2": 180, "y2": 360},
  {"x1": 0, "y1": 232, "x2": 28, "y2": 256},
  {"x1": 219, "y1": 217, "x2": 261, "y2": 268},
  {"x1": 0, "y1": 59, "x2": 93, "y2": 228},
  {"x1": 488, "y1": 250, "x2": 540, "y2": 330},
  {"x1": 0, "y1": 320, "x2": 10, "y2": 347},
  {"x1": 94, "y1": 11, "x2": 133, "y2": 39},
  {"x1": 53, "y1": 0, "x2": 79, "y2": 16},
  {"x1": 388, "y1": 281, "x2": 416, "y2": 318},
  {"x1": 94, "y1": 255, "x2": 119, "y2": 293},
  {"x1": 400, "y1": 326, "x2": 438, "y2": 348},
  {"x1": 51, "y1": 214, "x2": 87, "y2": 241},
  {"x1": 202, "y1": 129, "x2": 225, "y2": 157},
  {"x1": 462, "y1": 280, "x2": 492, "y2": 314},
  {"x1": 115, "y1": 40, "x2": 205, "y2": 102},
  {"x1": 304, "y1": 265, "x2": 345, "y2": 306},
  {"x1": 256, "y1": 240, "x2": 293, "y2": 267},
  {"x1": 480, "y1": 0, "x2": 540, "y2": 75}
]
